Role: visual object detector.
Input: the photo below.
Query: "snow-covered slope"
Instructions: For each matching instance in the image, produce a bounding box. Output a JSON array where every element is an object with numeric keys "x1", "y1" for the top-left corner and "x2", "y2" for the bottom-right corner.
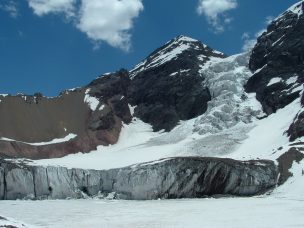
[{"x1": 34, "y1": 52, "x2": 278, "y2": 170}]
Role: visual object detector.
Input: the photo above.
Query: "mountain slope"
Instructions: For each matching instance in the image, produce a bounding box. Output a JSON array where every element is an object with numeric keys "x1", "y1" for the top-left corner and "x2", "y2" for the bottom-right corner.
[
  {"x1": 246, "y1": 1, "x2": 304, "y2": 114},
  {"x1": 0, "y1": 71, "x2": 132, "y2": 159},
  {"x1": 0, "y1": 3, "x2": 304, "y2": 197},
  {"x1": 31, "y1": 2, "x2": 304, "y2": 193},
  {"x1": 128, "y1": 35, "x2": 226, "y2": 131}
]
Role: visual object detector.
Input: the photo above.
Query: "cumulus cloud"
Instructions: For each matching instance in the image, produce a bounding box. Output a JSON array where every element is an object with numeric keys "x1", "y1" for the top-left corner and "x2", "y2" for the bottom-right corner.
[
  {"x1": 28, "y1": 0, "x2": 76, "y2": 17},
  {"x1": 77, "y1": 0, "x2": 143, "y2": 51},
  {"x1": 27, "y1": 0, "x2": 143, "y2": 51},
  {"x1": 197, "y1": 0, "x2": 238, "y2": 33},
  {"x1": 0, "y1": 0, "x2": 19, "y2": 18}
]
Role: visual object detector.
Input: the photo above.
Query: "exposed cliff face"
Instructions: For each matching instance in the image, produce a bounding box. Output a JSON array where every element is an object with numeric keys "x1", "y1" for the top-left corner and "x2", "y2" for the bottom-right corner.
[
  {"x1": 246, "y1": 3, "x2": 304, "y2": 115},
  {"x1": 0, "y1": 157, "x2": 278, "y2": 200},
  {"x1": 0, "y1": 91, "x2": 88, "y2": 143},
  {"x1": 0, "y1": 70, "x2": 132, "y2": 159},
  {"x1": 277, "y1": 147, "x2": 304, "y2": 185},
  {"x1": 128, "y1": 36, "x2": 225, "y2": 131},
  {"x1": 287, "y1": 99, "x2": 304, "y2": 141},
  {"x1": 112, "y1": 158, "x2": 277, "y2": 200}
]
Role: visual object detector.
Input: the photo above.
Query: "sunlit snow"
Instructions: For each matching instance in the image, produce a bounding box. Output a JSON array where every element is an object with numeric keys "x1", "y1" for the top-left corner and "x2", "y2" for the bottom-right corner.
[{"x1": 0, "y1": 133, "x2": 77, "y2": 146}]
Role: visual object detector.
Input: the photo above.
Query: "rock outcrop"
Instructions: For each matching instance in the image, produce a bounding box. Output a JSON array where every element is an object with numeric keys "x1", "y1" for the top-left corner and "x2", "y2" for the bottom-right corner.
[
  {"x1": 0, "y1": 157, "x2": 278, "y2": 200},
  {"x1": 128, "y1": 35, "x2": 225, "y2": 131},
  {"x1": 246, "y1": 4, "x2": 304, "y2": 114},
  {"x1": 0, "y1": 70, "x2": 132, "y2": 159},
  {"x1": 287, "y1": 110, "x2": 304, "y2": 141},
  {"x1": 277, "y1": 147, "x2": 304, "y2": 185}
]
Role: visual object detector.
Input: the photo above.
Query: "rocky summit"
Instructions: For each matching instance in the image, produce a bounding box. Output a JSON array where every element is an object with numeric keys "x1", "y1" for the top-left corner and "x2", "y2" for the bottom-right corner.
[
  {"x1": 1, "y1": 2, "x2": 304, "y2": 202},
  {"x1": 246, "y1": 3, "x2": 304, "y2": 114}
]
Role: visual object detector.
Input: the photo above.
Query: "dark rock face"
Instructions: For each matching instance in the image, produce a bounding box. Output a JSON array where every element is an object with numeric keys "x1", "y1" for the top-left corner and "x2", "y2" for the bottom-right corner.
[
  {"x1": 246, "y1": 10, "x2": 304, "y2": 114},
  {"x1": 277, "y1": 147, "x2": 304, "y2": 185},
  {"x1": 128, "y1": 36, "x2": 225, "y2": 131},
  {"x1": 0, "y1": 157, "x2": 278, "y2": 200},
  {"x1": 287, "y1": 93, "x2": 304, "y2": 141},
  {"x1": 86, "y1": 69, "x2": 132, "y2": 129},
  {"x1": 288, "y1": 110, "x2": 304, "y2": 141}
]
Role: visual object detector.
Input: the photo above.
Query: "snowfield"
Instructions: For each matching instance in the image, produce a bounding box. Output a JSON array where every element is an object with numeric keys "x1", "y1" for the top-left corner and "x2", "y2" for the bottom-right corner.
[
  {"x1": 1, "y1": 161, "x2": 304, "y2": 228},
  {"x1": 1, "y1": 198, "x2": 303, "y2": 228},
  {"x1": 1, "y1": 184, "x2": 304, "y2": 228}
]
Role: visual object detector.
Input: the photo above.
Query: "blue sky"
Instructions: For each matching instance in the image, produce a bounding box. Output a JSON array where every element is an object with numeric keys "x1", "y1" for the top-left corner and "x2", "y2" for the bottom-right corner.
[{"x1": 0, "y1": 0, "x2": 299, "y2": 96}]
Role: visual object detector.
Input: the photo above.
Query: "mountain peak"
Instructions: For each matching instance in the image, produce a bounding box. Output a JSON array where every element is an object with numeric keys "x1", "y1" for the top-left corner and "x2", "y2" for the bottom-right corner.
[
  {"x1": 172, "y1": 35, "x2": 199, "y2": 43},
  {"x1": 277, "y1": 0, "x2": 304, "y2": 19},
  {"x1": 130, "y1": 35, "x2": 225, "y2": 78},
  {"x1": 287, "y1": 1, "x2": 304, "y2": 16}
]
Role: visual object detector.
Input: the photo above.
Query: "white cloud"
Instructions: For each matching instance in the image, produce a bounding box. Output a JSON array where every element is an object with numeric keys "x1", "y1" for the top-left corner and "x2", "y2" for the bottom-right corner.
[
  {"x1": 241, "y1": 31, "x2": 255, "y2": 52},
  {"x1": 265, "y1": 16, "x2": 274, "y2": 25},
  {"x1": 77, "y1": 0, "x2": 143, "y2": 51},
  {"x1": 0, "y1": 0, "x2": 19, "y2": 18},
  {"x1": 27, "y1": 0, "x2": 143, "y2": 51},
  {"x1": 197, "y1": 0, "x2": 238, "y2": 33},
  {"x1": 27, "y1": 0, "x2": 76, "y2": 17},
  {"x1": 241, "y1": 15, "x2": 274, "y2": 52},
  {"x1": 242, "y1": 38, "x2": 256, "y2": 52},
  {"x1": 241, "y1": 29, "x2": 265, "y2": 52}
]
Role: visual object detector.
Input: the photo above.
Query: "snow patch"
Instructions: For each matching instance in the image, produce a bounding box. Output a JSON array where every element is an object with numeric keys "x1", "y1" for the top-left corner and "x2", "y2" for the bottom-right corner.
[
  {"x1": 176, "y1": 36, "x2": 198, "y2": 43},
  {"x1": 286, "y1": 76, "x2": 298, "y2": 85},
  {"x1": 291, "y1": 85, "x2": 303, "y2": 93},
  {"x1": 84, "y1": 89, "x2": 100, "y2": 111},
  {"x1": 128, "y1": 104, "x2": 136, "y2": 116},
  {"x1": 99, "y1": 104, "x2": 105, "y2": 111},
  {"x1": 267, "y1": 77, "x2": 282, "y2": 86},
  {"x1": 0, "y1": 133, "x2": 77, "y2": 146},
  {"x1": 145, "y1": 43, "x2": 194, "y2": 70}
]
